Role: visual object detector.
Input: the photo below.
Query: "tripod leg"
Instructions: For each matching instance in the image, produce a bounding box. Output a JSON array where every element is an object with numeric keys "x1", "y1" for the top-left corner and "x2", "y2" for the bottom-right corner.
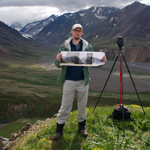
[
  {"x1": 120, "y1": 54, "x2": 125, "y2": 137},
  {"x1": 92, "y1": 52, "x2": 120, "y2": 113},
  {"x1": 121, "y1": 53, "x2": 145, "y2": 114}
]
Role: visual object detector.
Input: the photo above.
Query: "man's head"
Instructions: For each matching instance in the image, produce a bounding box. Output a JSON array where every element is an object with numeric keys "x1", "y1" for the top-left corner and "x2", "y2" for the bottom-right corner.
[{"x1": 71, "y1": 23, "x2": 83, "y2": 40}]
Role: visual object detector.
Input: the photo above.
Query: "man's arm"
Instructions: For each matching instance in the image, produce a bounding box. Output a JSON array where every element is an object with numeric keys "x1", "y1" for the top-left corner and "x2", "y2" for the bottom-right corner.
[
  {"x1": 102, "y1": 56, "x2": 107, "y2": 63},
  {"x1": 55, "y1": 47, "x2": 63, "y2": 68}
]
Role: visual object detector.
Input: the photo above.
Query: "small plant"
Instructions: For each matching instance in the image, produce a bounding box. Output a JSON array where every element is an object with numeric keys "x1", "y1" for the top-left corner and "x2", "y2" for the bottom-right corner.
[{"x1": 9, "y1": 105, "x2": 150, "y2": 150}]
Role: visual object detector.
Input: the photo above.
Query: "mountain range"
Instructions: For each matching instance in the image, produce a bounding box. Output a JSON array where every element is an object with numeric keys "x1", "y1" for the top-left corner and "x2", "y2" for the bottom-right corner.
[
  {"x1": 0, "y1": 1, "x2": 150, "y2": 63},
  {"x1": 19, "y1": 1, "x2": 150, "y2": 46},
  {"x1": 20, "y1": 6, "x2": 119, "y2": 44},
  {"x1": 20, "y1": 15, "x2": 58, "y2": 39}
]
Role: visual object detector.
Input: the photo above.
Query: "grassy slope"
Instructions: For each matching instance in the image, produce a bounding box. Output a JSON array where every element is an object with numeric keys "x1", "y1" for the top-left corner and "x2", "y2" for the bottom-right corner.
[
  {"x1": 0, "y1": 44, "x2": 150, "y2": 145},
  {"x1": 0, "y1": 118, "x2": 45, "y2": 138},
  {"x1": 9, "y1": 106, "x2": 150, "y2": 150},
  {"x1": 90, "y1": 36, "x2": 150, "y2": 51},
  {"x1": 1, "y1": 54, "x2": 149, "y2": 122},
  {"x1": 0, "y1": 45, "x2": 61, "y2": 122}
]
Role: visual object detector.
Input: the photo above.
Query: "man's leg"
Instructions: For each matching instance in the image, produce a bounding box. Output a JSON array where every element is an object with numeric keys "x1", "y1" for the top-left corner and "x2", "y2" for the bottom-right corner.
[
  {"x1": 78, "y1": 120, "x2": 88, "y2": 137},
  {"x1": 76, "y1": 80, "x2": 89, "y2": 137},
  {"x1": 51, "y1": 80, "x2": 76, "y2": 141},
  {"x1": 57, "y1": 80, "x2": 76, "y2": 124},
  {"x1": 50, "y1": 123, "x2": 64, "y2": 141}
]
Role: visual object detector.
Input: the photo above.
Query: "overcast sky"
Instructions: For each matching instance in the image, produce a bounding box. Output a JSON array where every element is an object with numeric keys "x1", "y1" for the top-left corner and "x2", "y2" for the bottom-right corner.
[{"x1": 0, "y1": 0, "x2": 149, "y2": 26}]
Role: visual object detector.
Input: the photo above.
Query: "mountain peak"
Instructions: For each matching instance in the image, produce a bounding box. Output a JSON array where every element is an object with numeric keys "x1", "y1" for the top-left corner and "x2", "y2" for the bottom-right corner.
[
  {"x1": 10, "y1": 22, "x2": 23, "y2": 31},
  {"x1": 128, "y1": 1, "x2": 147, "y2": 7}
]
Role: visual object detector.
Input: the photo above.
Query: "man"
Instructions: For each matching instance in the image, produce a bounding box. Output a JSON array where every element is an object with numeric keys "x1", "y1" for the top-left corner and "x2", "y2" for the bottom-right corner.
[{"x1": 51, "y1": 23, "x2": 107, "y2": 141}]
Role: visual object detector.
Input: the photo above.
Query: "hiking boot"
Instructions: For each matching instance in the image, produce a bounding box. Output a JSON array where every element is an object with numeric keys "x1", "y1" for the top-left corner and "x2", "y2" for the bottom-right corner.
[
  {"x1": 50, "y1": 123, "x2": 64, "y2": 141},
  {"x1": 78, "y1": 120, "x2": 88, "y2": 137},
  {"x1": 79, "y1": 129, "x2": 88, "y2": 137},
  {"x1": 51, "y1": 133, "x2": 62, "y2": 141}
]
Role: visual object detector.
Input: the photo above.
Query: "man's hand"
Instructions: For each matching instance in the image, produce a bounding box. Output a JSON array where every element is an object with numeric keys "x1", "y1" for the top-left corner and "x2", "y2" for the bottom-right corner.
[
  {"x1": 103, "y1": 56, "x2": 107, "y2": 63},
  {"x1": 56, "y1": 53, "x2": 62, "y2": 61}
]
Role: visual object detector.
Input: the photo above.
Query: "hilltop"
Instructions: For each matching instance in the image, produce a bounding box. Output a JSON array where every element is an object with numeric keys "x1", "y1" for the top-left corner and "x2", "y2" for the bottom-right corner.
[{"x1": 2, "y1": 106, "x2": 150, "y2": 150}]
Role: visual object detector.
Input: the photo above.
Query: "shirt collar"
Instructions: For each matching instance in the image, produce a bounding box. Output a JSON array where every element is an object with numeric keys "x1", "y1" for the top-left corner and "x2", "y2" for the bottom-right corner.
[{"x1": 70, "y1": 39, "x2": 82, "y2": 46}]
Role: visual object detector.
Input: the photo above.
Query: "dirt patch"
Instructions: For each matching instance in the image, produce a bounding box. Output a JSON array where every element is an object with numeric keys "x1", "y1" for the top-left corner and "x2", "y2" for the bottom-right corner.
[
  {"x1": 0, "y1": 123, "x2": 9, "y2": 129},
  {"x1": 0, "y1": 44, "x2": 11, "y2": 55},
  {"x1": 88, "y1": 62, "x2": 150, "y2": 93}
]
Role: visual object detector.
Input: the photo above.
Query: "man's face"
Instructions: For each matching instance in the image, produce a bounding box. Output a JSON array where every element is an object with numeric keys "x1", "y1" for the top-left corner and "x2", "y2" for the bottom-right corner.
[{"x1": 71, "y1": 27, "x2": 83, "y2": 40}]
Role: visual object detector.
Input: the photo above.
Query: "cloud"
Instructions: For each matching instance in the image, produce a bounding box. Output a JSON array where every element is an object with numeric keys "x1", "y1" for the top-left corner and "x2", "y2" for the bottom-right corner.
[
  {"x1": 1, "y1": 0, "x2": 149, "y2": 11},
  {"x1": 0, "y1": 6, "x2": 63, "y2": 26},
  {"x1": 0, "y1": 0, "x2": 149, "y2": 26}
]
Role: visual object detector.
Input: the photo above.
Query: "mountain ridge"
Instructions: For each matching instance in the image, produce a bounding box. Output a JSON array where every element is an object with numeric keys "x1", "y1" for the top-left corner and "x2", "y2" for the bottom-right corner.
[
  {"x1": 36, "y1": 6, "x2": 119, "y2": 44},
  {"x1": 0, "y1": 1, "x2": 150, "y2": 63},
  {"x1": 20, "y1": 15, "x2": 58, "y2": 39}
]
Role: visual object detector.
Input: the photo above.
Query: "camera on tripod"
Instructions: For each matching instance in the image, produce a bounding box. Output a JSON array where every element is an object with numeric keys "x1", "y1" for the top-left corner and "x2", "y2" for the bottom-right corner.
[
  {"x1": 93, "y1": 36, "x2": 145, "y2": 137},
  {"x1": 116, "y1": 36, "x2": 124, "y2": 50},
  {"x1": 93, "y1": 35, "x2": 145, "y2": 118}
]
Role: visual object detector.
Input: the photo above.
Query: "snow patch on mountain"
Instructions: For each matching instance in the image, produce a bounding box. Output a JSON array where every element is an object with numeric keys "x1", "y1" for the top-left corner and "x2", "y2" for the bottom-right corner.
[
  {"x1": 79, "y1": 13, "x2": 85, "y2": 17},
  {"x1": 93, "y1": 35, "x2": 99, "y2": 40},
  {"x1": 92, "y1": 6, "x2": 97, "y2": 13},
  {"x1": 47, "y1": 32, "x2": 51, "y2": 35},
  {"x1": 95, "y1": 14, "x2": 106, "y2": 19},
  {"x1": 97, "y1": 8, "x2": 102, "y2": 14}
]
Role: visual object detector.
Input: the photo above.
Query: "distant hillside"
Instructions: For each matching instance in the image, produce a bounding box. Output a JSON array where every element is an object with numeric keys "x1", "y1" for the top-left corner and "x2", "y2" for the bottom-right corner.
[
  {"x1": 88, "y1": 2, "x2": 150, "y2": 62},
  {"x1": 0, "y1": 21, "x2": 43, "y2": 59},
  {"x1": 88, "y1": 2, "x2": 150, "y2": 42}
]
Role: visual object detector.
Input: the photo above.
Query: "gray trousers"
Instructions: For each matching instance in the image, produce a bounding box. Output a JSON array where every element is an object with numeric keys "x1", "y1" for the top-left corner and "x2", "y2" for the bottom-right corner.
[{"x1": 57, "y1": 80, "x2": 89, "y2": 124}]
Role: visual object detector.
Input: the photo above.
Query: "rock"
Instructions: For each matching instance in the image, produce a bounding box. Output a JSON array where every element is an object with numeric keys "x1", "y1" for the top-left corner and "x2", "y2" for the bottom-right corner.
[
  {"x1": 0, "y1": 120, "x2": 49, "y2": 149},
  {"x1": 35, "y1": 120, "x2": 44, "y2": 125},
  {"x1": 26, "y1": 123, "x2": 32, "y2": 128},
  {"x1": 9, "y1": 123, "x2": 32, "y2": 141},
  {"x1": 3, "y1": 141, "x2": 12, "y2": 150},
  {"x1": 17, "y1": 131, "x2": 22, "y2": 137},
  {"x1": 0, "y1": 138, "x2": 3, "y2": 150},
  {"x1": 10, "y1": 133, "x2": 18, "y2": 141},
  {"x1": 21, "y1": 126, "x2": 29, "y2": 132},
  {"x1": 45, "y1": 118, "x2": 50, "y2": 121},
  {"x1": 0, "y1": 136, "x2": 12, "y2": 150},
  {"x1": 0, "y1": 137, "x2": 9, "y2": 142}
]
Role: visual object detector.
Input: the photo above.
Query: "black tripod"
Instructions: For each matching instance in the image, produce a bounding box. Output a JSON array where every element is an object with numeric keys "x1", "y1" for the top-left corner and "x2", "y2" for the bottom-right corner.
[{"x1": 93, "y1": 37, "x2": 145, "y2": 121}]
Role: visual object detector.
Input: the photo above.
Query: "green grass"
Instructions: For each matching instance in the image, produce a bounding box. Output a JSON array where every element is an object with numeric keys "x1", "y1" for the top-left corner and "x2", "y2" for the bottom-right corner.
[
  {"x1": 0, "y1": 44, "x2": 149, "y2": 149},
  {"x1": 88, "y1": 91, "x2": 150, "y2": 107},
  {"x1": 0, "y1": 45, "x2": 149, "y2": 149},
  {"x1": 9, "y1": 105, "x2": 150, "y2": 150},
  {"x1": 0, "y1": 50, "x2": 149, "y2": 123},
  {"x1": 0, "y1": 118, "x2": 44, "y2": 138},
  {"x1": 0, "y1": 46, "x2": 62, "y2": 123},
  {"x1": 98, "y1": 91, "x2": 150, "y2": 102}
]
